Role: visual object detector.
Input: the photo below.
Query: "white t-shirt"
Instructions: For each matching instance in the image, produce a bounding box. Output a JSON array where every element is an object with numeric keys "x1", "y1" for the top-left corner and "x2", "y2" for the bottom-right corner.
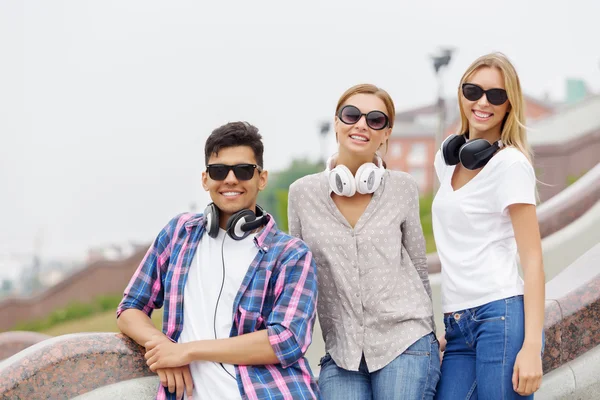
[
  {"x1": 431, "y1": 146, "x2": 536, "y2": 313},
  {"x1": 178, "y1": 228, "x2": 258, "y2": 400}
]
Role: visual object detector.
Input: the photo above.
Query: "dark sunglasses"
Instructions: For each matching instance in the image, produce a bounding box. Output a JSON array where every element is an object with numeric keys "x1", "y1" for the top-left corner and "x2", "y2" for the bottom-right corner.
[
  {"x1": 206, "y1": 164, "x2": 260, "y2": 181},
  {"x1": 338, "y1": 105, "x2": 389, "y2": 130},
  {"x1": 462, "y1": 83, "x2": 508, "y2": 106}
]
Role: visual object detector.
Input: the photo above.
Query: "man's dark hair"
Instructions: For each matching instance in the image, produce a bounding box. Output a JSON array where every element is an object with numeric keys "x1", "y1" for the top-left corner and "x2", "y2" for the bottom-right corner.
[{"x1": 204, "y1": 121, "x2": 264, "y2": 168}]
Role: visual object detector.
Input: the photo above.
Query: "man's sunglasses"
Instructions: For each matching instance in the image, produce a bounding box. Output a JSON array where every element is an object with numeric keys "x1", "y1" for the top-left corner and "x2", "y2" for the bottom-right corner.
[
  {"x1": 206, "y1": 164, "x2": 261, "y2": 181},
  {"x1": 337, "y1": 105, "x2": 389, "y2": 130},
  {"x1": 462, "y1": 83, "x2": 508, "y2": 106}
]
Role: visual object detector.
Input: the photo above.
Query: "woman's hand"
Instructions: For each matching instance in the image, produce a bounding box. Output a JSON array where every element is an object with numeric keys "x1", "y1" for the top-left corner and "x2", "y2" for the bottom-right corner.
[
  {"x1": 512, "y1": 343, "x2": 543, "y2": 396},
  {"x1": 438, "y1": 333, "x2": 446, "y2": 364}
]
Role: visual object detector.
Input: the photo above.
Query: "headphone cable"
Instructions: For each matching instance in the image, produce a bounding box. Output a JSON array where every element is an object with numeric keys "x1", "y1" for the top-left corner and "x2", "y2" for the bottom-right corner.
[{"x1": 213, "y1": 233, "x2": 237, "y2": 381}]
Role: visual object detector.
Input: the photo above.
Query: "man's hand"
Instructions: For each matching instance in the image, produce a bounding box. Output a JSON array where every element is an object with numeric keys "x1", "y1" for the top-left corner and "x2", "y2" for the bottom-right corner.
[
  {"x1": 145, "y1": 336, "x2": 191, "y2": 371},
  {"x1": 156, "y1": 366, "x2": 194, "y2": 400},
  {"x1": 144, "y1": 335, "x2": 193, "y2": 399}
]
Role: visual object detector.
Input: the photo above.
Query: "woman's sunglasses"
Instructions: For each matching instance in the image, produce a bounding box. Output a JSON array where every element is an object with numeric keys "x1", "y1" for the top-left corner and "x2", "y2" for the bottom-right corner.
[
  {"x1": 206, "y1": 164, "x2": 260, "y2": 181},
  {"x1": 462, "y1": 83, "x2": 508, "y2": 106},
  {"x1": 337, "y1": 105, "x2": 389, "y2": 130}
]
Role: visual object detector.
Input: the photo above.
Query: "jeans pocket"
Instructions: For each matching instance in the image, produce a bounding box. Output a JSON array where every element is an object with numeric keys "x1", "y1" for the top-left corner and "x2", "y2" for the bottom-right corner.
[
  {"x1": 443, "y1": 315, "x2": 454, "y2": 333},
  {"x1": 471, "y1": 300, "x2": 506, "y2": 323},
  {"x1": 404, "y1": 334, "x2": 433, "y2": 356}
]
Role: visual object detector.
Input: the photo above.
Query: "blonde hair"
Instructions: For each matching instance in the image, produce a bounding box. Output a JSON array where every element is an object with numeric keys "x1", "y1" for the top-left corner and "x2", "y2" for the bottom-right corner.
[
  {"x1": 335, "y1": 84, "x2": 396, "y2": 155},
  {"x1": 457, "y1": 52, "x2": 533, "y2": 163}
]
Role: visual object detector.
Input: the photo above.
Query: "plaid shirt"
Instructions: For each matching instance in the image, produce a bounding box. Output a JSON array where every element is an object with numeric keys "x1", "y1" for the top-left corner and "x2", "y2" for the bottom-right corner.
[{"x1": 117, "y1": 212, "x2": 320, "y2": 400}]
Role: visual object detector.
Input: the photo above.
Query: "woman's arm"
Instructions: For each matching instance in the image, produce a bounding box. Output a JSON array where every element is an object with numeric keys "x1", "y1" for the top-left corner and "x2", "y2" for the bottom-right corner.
[
  {"x1": 509, "y1": 203, "x2": 545, "y2": 396},
  {"x1": 287, "y1": 183, "x2": 303, "y2": 239},
  {"x1": 402, "y1": 177, "x2": 432, "y2": 301}
]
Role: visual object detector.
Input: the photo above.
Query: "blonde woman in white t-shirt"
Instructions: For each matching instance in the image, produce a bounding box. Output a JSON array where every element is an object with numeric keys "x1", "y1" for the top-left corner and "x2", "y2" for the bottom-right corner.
[{"x1": 432, "y1": 53, "x2": 545, "y2": 399}]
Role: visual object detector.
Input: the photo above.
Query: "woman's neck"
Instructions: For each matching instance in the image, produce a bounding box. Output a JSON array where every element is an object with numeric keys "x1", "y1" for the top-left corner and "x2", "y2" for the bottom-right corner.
[
  {"x1": 336, "y1": 151, "x2": 376, "y2": 175},
  {"x1": 468, "y1": 126, "x2": 501, "y2": 144}
]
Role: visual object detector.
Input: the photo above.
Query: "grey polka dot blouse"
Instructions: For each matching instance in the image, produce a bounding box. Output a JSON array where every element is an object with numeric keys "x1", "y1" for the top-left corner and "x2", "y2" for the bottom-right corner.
[{"x1": 288, "y1": 170, "x2": 435, "y2": 372}]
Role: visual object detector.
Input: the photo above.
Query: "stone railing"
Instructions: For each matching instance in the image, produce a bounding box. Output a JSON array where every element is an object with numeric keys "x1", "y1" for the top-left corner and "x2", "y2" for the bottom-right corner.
[
  {"x1": 1, "y1": 244, "x2": 598, "y2": 398},
  {"x1": 542, "y1": 242, "x2": 600, "y2": 373},
  {"x1": 427, "y1": 162, "x2": 600, "y2": 274},
  {"x1": 0, "y1": 333, "x2": 153, "y2": 399}
]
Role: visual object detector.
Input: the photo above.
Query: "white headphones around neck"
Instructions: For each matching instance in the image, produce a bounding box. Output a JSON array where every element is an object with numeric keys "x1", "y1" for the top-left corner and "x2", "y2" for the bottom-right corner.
[{"x1": 326, "y1": 153, "x2": 385, "y2": 197}]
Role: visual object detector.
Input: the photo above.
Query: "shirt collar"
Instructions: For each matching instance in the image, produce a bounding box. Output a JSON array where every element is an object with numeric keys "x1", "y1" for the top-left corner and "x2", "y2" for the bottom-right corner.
[{"x1": 184, "y1": 212, "x2": 278, "y2": 253}]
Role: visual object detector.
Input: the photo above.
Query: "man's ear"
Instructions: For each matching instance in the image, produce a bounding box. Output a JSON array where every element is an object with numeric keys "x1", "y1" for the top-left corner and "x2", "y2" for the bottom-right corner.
[
  {"x1": 258, "y1": 170, "x2": 268, "y2": 191},
  {"x1": 201, "y1": 171, "x2": 209, "y2": 191}
]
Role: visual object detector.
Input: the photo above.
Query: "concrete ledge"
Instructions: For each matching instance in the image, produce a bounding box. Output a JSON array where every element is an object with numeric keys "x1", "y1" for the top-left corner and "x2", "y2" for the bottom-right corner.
[
  {"x1": 0, "y1": 332, "x2": 152, "y2": 399},
  {"x1": 538, "y1": 344, "x2": 600, "y2": 399},
  {"x1": 542, "y1": 200, "x2": 600, "y2": 282},
  {"x1": 73, "y1": 376, "x2": 159, "y2": 400},
  {"x1": 0, "y1": 331, "x2": 51, "y2": 360},
  {"x1": 536, "y1": 162, "x2": 600, "y2": 238}
]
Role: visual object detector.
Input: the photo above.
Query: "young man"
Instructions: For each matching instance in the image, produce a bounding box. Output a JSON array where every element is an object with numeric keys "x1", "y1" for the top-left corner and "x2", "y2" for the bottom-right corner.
[{"x1": 117, "y1": 122, "x2": 319, "y2": 400}]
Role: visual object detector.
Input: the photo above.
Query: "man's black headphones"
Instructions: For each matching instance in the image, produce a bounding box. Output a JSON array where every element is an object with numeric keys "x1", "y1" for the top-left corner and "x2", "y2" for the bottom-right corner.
[
  {"x1": 204, "y1": 203, "x2": 269, "y2": 240},
  {"x1": 441, "y1": 133, "x2": 503, "y2": 170},
  {"x1": 205, "y1": 202, "x2": 269, "y2": 380}
]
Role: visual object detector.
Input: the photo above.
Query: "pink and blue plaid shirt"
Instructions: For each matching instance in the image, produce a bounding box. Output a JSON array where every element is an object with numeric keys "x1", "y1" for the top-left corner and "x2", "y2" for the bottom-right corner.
[{"x1": 117, "y1": 212, "x2": 320, "y2": 400}]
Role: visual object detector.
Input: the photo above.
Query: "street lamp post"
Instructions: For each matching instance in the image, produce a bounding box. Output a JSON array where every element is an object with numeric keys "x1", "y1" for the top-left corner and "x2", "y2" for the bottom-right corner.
[
  {"x1": 431, "y1": 48, "x2": 454, "y2": 193},
  {"x1": 318, "y1": 121, "x2": 331, "y2": 166}
]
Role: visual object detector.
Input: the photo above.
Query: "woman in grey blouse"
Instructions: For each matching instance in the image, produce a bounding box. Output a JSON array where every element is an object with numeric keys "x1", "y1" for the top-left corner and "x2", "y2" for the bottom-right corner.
[{"x1": 288, "y1": 84, "x2": 440, "y2": 399}]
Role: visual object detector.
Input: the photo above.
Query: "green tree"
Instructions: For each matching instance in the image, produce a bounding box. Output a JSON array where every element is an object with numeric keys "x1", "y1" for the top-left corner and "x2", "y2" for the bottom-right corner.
[{"x1": 258, "y1": 158, "x2": 323, "y2": 228}]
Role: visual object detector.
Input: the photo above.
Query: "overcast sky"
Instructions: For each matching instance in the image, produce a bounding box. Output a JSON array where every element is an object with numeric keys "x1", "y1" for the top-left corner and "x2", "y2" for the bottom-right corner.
[{"x1": 1, "y1": 0, "x2": 599, "y2": 274}]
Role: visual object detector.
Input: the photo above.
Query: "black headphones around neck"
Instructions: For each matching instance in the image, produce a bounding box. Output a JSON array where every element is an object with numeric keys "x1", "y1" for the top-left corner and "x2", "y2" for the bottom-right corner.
[
  {"x1": 441, "y1": 133, "x2": 503, "y2": 170},
  {"x1": 205, "y1": 203, "x2": 269, "y2": 380},
  {"x1": 204, "y1": 203, "x2": 269, "y2": 240}
]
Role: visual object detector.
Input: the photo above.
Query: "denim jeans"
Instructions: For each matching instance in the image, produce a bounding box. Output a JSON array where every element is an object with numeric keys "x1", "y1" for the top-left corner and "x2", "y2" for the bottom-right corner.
[
  {"x1": 435, "y1": 295, "x2": 544, "y2": 400},
  {"x1": 318, "y1": 332, "x2": 441, "y2": 400}
]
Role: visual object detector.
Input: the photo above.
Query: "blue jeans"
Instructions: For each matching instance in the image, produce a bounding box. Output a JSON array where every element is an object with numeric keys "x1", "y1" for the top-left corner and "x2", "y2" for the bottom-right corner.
[
  {"x1": 435, "y1": 295, "x2": 544, "y2": 400},
  {"x1": 319, "y1": 332, "x2": 441, "y2": 400}
]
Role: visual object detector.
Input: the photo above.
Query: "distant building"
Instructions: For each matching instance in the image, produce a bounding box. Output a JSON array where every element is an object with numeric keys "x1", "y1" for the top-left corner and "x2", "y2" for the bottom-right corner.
[
  {"x1": 86, "y1": 242, "x2": 139, "y2": 264},
  {"x1": 529, "y1": 94, "x2": 600, "y2": 200}
]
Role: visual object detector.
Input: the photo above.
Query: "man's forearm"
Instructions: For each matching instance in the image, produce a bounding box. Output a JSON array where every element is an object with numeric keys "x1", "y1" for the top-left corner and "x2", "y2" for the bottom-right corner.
[
  {"x1": 118, "y1": 309, "x2": 166, "y2": 347},
  {"x1": 188, "y1": 330, "x2": 279, "y2": 366}
]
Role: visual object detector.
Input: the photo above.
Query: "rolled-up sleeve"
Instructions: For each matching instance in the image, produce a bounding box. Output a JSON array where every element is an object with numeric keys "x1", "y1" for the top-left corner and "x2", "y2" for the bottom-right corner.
[
  {"x1": 266, "y1": 242, "x2": 318, "y2": 368},
  {"x1": 116, "y1": 217, "x2": 175, "y2": 318}
]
